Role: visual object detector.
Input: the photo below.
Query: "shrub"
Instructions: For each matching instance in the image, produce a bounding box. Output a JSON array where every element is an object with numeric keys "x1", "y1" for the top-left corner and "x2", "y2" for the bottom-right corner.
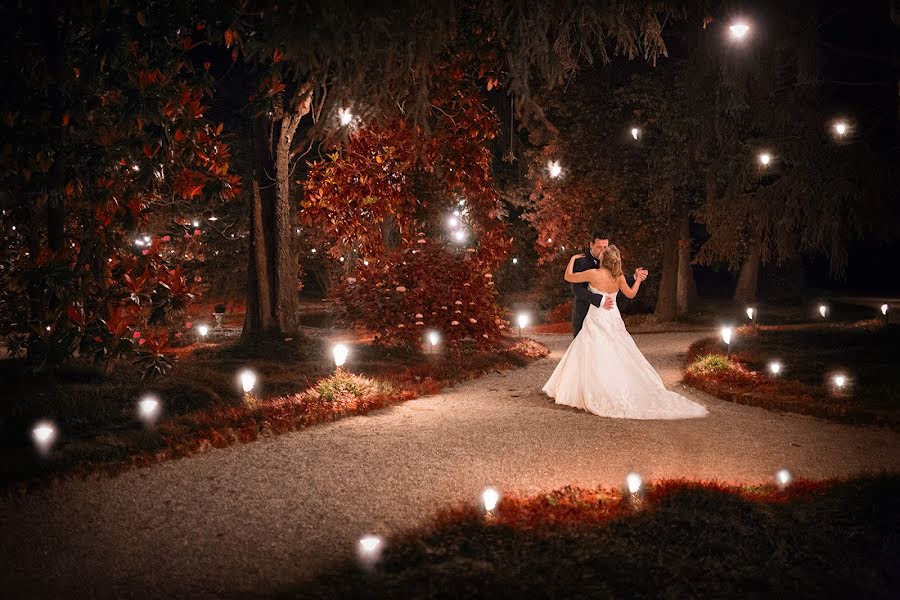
[
  {"x1": 333, "y1": 242, "x2": 507, "y2": 350},
  {"x1": 310, "y1": 370, "x2": 393, "y2": 403}
]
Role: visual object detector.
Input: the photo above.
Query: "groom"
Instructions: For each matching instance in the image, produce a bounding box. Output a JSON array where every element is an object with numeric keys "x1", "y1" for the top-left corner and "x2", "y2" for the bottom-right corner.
[{"x1": 571, "y1": 232, "x2": 614, "y2": 337}]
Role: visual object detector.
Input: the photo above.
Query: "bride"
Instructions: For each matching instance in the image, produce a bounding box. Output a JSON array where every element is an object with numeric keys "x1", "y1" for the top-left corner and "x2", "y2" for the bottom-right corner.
[{"x1": 542, "y1": 245, "x2": 708, "y2": 420}]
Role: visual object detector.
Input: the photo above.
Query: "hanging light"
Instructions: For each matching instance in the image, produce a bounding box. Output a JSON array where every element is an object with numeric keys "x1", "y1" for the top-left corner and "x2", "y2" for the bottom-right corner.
[{"x1": 729, "y1": 22, "x2": 750, "y2": 39}]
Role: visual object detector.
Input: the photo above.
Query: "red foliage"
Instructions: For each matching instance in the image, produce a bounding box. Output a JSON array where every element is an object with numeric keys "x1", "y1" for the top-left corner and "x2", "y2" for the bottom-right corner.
[{"x1": 334, "y1": 241, "x2": 508, "y2": 350}]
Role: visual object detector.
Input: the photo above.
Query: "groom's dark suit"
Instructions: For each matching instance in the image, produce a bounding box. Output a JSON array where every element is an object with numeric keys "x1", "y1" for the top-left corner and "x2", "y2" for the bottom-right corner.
[{"x1": 571, "y1": 249, "x2": 605, "y2": 338}]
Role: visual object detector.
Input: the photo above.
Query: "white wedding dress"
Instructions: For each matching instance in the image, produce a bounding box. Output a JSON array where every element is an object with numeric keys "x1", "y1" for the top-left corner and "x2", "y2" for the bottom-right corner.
[{"x1": 543, "y1": 288, "x2": 708, "y2": 419}]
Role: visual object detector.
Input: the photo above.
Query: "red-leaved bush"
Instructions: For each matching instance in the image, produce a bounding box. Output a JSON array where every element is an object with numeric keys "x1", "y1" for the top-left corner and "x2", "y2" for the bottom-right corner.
[{"x1": 333, "y1": 241, "x2": 507, "y2": 350}]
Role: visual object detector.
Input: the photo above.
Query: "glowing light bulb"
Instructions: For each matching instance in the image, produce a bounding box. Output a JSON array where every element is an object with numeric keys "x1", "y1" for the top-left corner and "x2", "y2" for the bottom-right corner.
[
  {"x1": 482, "y1": 488, "x2": 500, "y2": 512},
  {"x1": 626, "y1": 472, "x2": 642, "y2": 494},
  {"x1": 516, "y1": 313, "x2": 530, "y2": 330},
  {"x1": 448, "y1": 216, "x2": 459, "y2": 228},
  {"x1": 769, "y1": 361, "x2": 782, "y2": 375},
  {"x1": 332, "y1": 343, "x2": 349, "y2": 368},
  {"x1": 833, "y1": 374, "x2": 847, "y2": 388},
  {"x1": 758, "y1": 152, "x2": 772, "y2": 166},
  {"x1": 630, "y1": 127, "x2": 640, "y2": 140},
  {"x1": 363, "y1": 260, "x2": 369, "y2": 266},
  {"x1": 198, "y1": 325, "x2": 209, "y2": 337},
  {"x1": 881, "y1": 304, "x2": 888, "y2": 316},
  {"x1": 729, "y1": 22, "x2": 750, "y2": 39},
  {"x1": 453, "y1": 230, "x2": 466, "y2": 243},
  {"x1": 427, "y1": 331, "x2": 439, "y2": 347},
  {"x1": 338, "y1": 108, "x2": 353, "y2": 126},
  {"x1": 720, "y1": 326, "x2": 733, "y2": 346},
  {"x1": 137, "y1": 395, "x2": 161, "y2": 425},
  {"x1": 819, "y1": 305, "x2": 827, "y2": 318},
  {"x1": 834, "y1": 121, "x2": 847, "y2": 136},
  {"x1": 239, "y1": 369, "x2": 256, "y2": 393},
  {"x1": 31, "y1": 421, "x2": 57, "y2": 455},
  {"x1": 359, "y1": 536, "x2": 380, "y2": 553},
  {"x1": 512, "y1": 257, "x2": 518, "y2": 265},
  {"x1": 192, "y1": 220, "x2": 199, "y2": 228},
  {"x1": 776, "y1": 469, "x2": 791, "y2": 487},
  {"x1": 547, "y1": 160, "x2": 562, "y2": 178},
  {"x1": 746, "y1": 307, "x2": 755, "y2": 320}
]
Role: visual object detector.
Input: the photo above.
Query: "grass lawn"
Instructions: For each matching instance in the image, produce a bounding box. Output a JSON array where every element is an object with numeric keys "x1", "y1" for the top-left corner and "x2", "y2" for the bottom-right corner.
[
  {"x1": 684, "y1": 320, "x2": 900, "y2": 429},
  {"x1": 293, "y1": 475, "x2": 900, "y2": 598},
  {"x1": 0, "y1": 335, "x2": 547, "y2": 494}
]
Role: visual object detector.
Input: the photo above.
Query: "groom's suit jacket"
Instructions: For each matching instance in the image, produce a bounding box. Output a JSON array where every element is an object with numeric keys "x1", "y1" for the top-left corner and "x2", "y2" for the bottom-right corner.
[{"x1": 571, "y1": 249, "x2": 604, "y2": 338}]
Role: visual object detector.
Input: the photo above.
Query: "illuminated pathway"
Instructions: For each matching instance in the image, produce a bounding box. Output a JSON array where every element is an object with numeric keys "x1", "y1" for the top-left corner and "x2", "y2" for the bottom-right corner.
[{"x1": 2, "y1": 331, "x2": 899, "y2": 598}]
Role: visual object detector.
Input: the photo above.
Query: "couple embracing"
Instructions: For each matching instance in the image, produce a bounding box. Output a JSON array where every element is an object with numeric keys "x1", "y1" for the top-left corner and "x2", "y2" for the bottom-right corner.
[{"x1": 542, "y1": 232, "x2": 708, "y2": 420}]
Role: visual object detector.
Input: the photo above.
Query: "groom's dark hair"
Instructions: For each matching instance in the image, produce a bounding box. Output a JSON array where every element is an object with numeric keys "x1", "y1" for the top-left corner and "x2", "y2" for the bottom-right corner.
[{"x1": 591, "y1": 231, "x2": 608, "y2": 242}]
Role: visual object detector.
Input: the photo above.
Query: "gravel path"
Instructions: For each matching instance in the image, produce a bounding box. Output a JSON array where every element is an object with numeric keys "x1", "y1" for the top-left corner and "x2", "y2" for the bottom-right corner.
[{"x1": 3, "y1": 332, "x2": 899, "y2": 598}]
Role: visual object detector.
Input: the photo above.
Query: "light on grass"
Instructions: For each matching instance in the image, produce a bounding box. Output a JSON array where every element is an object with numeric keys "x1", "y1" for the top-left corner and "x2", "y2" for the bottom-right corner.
[
  {"x1": 819, "y1": 304, "x2": 828, "y2": 318},
  {"x1": 720, "y1": 326, "x2": 733, "y2": 345},
  {"x1": 482, "y1": 488, "x2": 500, "y2": 512},
  {"x1": 31, "y1": 421, "x2": 57, "y2": 455},
  {"x1": 729, "y1": 22, "x2": 750, "y2": 39},
  {"x1": 626, "y1": 472, "x2": 642, "y2": 495},
  {"x1": 137, "y1": 395, "x2": 161, "y2": 426},
  {"x1": 769, "y1": 361, "x2": 782, "y2": 375},
  {"x1": 239, "y1": 369, "x2": 257, "y2": 394},
  {"x1": 776, "y1": 469, "x2": 792, "y2": 487},
  {"x1": 630, "y1": 127, "x2": 640, "y2": 141},
  {"x1": 547, "y1": 160, "x2": 562, "y2": 178},
  {"x1": 332, "y1": 343, "x2": 349, "y2": 368}
]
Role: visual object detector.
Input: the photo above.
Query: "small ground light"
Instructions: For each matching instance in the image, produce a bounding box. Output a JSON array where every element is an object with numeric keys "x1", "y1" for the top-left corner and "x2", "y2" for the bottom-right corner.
[
  {"x1": 833, "y1": 374, "x2": 847, "y2": 389},
  {"x1": 746, "y1": 307, "x2": 755, "y2": 320},
  {"x1": 512, "y1": 257, "x2": 518, "y2": 265},
  {"x1": 516, "y1": 313, "x2": 530, "y2": 336},
  {"x1": 482, "y1": 488, "x2": 500, "y2": 512},
  {"x1": 881, "y1": 304, "x2": 888, "y2": 315},
  {"x1": 357, "y1": 535, "x2": 383, "y2": 566},
  {"x1": 720, "y1": 326, "x2": 734, "y2": 355},
  {"x1": 338, "y1": 108, "x2": 353, "y2": 126},
  {"x1": 239, "y1": 369, "x2": 257, "y2": 394},
  {"x1": 32, "y1": 421, "x2": 57, "y2": 455},
  {"x1": 630, "y1": 127, "x2": 640, "y2": 140},
  {"x1": 198, "y1": 324, "x2": 209, "y2": 337},
  {"x1": 137, "y1": 395, "x2": 161, "y2": 426},
  {"x1": 626, "y1": 472, "x2": 642, "y2": 495},
  {"x1": 776, "y1": 469, "x2": 792, "y2": 488},
  {"x1": 769, "y1": 361, "x2": 782, "y2": 375},
  {"x1": 758, "y1": 152, "x2": 772, "y2": 166},
  {"x1": 452, "y1": 229, "x2": 467, "y2": 243},
  {"x1": 448, "y1": 215, "x2": 459, "y2": 228},
  {"x1": 819, "y1": 304, "x2": 828, "y2": 318},
  {"x1": 332, "y1": 343, "x2": 349, "y2": 368},
  {"x1": 833, "y1": 121, "x2": 847, "y2": 137}
]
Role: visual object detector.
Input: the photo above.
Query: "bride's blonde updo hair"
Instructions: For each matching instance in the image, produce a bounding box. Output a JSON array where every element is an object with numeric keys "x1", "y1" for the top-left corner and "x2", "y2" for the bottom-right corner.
[{"x1": 601, "y1": 245, "x2": 623, "y2": 278}]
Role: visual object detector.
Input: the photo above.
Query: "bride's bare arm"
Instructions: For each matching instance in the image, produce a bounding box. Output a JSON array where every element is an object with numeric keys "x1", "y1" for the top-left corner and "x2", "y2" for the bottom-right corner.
[
  {"x1": 618, "y1": 273, "x2": 642, "y2": 299},
  {"x1": 564, "y1": 254, "x2": 595, "y2": 283}
]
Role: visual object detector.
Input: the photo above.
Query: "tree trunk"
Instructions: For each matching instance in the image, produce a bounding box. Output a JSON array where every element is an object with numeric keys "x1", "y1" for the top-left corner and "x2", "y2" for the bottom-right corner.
[
  {"x1": 734, "y1": 245, "x2": 761, "y2": 304},
  {"x1": 676, "y1": 216, "x2": 699, "y2": 317},
  {"x1": 241, "y1": 109, "x2": 304, "y2": 341},
  {"x1": 655, "y1": 224, "x2": 679, "y2": 322}
]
